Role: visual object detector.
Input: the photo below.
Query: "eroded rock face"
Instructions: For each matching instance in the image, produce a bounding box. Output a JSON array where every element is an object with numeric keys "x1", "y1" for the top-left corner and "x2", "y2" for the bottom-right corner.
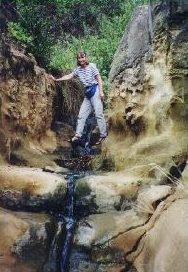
[
  {"x1": 69, "y1": 2, "x2": 188, "y2": 271},
  {"x1": 0, "y1": 34, "x2": 56, "y2": 163},
  {"x1": 105, "y1": 2, "x2": 188, "y2": 171},
  {"x1": 72, "y1": 184, "x2": 188, "y2": 272},
  {"x1": 0, "y1": 2, "x2": 188, "y2": 272},
  {"x1": 0, "y1": 208, "x2": 58, "y2": 272},
  {"x1": 134, "y1": 198, "x2": 188, "y2": 272}
]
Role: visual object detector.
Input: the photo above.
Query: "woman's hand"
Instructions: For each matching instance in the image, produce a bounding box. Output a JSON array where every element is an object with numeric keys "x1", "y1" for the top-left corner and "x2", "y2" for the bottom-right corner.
[
  {"x1": 100, "y1": 91, "x2": 105, "y2": 101},
  {"x1": 49, "y1": 75, "x2": 55, "y2": 80}
]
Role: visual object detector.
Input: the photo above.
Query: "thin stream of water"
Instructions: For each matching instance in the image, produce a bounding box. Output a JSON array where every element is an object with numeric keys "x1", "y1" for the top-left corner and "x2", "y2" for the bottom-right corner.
[
  {"x1": 55, "y1": 116, "x2": 95, "y2": 271},
  {"x1": 61, "y1": 171, "x2": 87, "y2": 272},
  {"x1": 60, "y1": 174, "x2": 76, "y2": 272}
]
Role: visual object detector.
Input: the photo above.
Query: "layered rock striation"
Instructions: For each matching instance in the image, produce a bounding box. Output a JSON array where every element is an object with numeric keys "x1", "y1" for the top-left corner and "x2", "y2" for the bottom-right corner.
[
  {"x1": 0, "y1": 34, "x2": 56, "y2": 163},
  {"x1": 106, "y1": 1, "x2": 188, "y2": 171}
]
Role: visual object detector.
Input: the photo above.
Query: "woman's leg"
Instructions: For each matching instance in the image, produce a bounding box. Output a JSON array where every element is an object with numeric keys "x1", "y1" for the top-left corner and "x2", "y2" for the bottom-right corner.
[
  {"x1": 75, "y1": 97, "x2": 92, "y2": 137},
  {"x1": 91, "y1": 87, "x2": 107, "y2": 137}
]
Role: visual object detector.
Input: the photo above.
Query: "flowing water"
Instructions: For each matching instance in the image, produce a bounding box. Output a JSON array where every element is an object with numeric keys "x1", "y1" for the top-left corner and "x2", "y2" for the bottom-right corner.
[
  {"x1": 60, "y1": 174, "x2": 77, "y2": 272},
  {"x1": 60, "y1": 147, "x2": 93, "y2": 270},
  {"x1": 45, "y1": 172, "x2": 84, "y2": 272},
  {"x1": 50, "y1": 115, "x2": 96, "y2": 271}
]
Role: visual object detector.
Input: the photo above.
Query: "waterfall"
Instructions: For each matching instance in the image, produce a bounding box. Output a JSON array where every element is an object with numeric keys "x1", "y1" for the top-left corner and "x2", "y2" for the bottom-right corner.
[
  {"x1": 60, "y1": 175, "x2": 76, "y2": 272},
  {"x1": 47, "y1": 115, "x2": 95, "y2": 272},
  {"x1": 45, "y1": 222, "x2": 64, "y2": 272},
  {"x1": 60, "y1": 172, "x2": 85, "y2": 272}
]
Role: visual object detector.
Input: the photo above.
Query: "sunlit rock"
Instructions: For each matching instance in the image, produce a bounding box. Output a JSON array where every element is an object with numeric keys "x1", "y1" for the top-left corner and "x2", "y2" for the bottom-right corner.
[
  {"x1": 105, "y1": 2, "x2": 188, "y2": 173},
  {"x1": 0, "y1": 34, "x2": 57, "y2": 165},
  {"x1": 133, "y1": 197, "x2": 188, "y2": 272},
  {"x1": 74, "y1": 210, "x2": 147, "y2": 248},
  {"x1": 75, "y1": 173, "x2": 143, "y2": 215},
  {"x1": 0, "y1": 208, "x2": 57, "y2": 272},
  {"x1": 0, "y1": 165, "x2": 66, "y2": 211},
  {"x1": 71, "y1": 210, "x2": 147, "y2": 272},
  {"x1": 73, "y1": 185, "x2": 188, "y2": 272}
]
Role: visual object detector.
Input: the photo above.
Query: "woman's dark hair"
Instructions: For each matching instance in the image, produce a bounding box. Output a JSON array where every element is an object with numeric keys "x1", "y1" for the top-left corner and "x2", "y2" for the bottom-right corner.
[{"x1": 77, "y1": 51, "x2": 89, "y2": 66}]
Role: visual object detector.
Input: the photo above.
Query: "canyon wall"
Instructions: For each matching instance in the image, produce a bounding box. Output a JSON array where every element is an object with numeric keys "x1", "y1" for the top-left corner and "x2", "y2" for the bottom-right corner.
[
  {"x1": 0, "y1": 34, "x2": 57, "y2": 164},
  {"x1": 105, "y1": 1, "x2": 188, "y2": 173}
]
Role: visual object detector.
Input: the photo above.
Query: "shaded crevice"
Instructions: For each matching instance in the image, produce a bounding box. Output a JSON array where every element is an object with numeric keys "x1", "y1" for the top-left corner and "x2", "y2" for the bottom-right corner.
[
  {"x1": 152, "y1": 189, "x2": 175, "y2": 210},
  {"x1": 163, "y1": 159, "x2": 187, "y2": 184},
  {"x1": 124, "y1": 232, "x2": 146, "y2": 259}
]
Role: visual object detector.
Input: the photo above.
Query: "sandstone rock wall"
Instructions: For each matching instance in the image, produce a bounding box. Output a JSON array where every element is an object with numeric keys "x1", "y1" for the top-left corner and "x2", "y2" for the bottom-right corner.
[
  {"x1": 0, "y1": 34, "x2": 56, "y2": 162},
  {"x1": 105, "y1": 2, "x2": 188, "y2": 171}
]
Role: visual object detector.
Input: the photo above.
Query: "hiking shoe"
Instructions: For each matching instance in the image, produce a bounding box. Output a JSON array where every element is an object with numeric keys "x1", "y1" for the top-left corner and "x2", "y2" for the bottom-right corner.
[
  {"x1": 68, "y1": 135, "x2": 81, "y2": 143},
  {"x1": 95, "y1": 136, "x2": 106, "y2": 145}
]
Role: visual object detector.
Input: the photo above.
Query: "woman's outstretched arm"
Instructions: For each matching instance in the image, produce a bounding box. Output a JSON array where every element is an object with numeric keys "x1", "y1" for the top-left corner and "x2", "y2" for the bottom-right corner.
[{"x1": 50, "y1": 73, "x2": 74, "y2": 81}]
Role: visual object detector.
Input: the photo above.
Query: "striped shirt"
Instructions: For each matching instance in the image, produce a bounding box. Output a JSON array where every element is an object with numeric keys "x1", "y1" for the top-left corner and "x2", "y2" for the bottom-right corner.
[{"x1": 73, "y1": 63, "x2": 99, "y2": 87}]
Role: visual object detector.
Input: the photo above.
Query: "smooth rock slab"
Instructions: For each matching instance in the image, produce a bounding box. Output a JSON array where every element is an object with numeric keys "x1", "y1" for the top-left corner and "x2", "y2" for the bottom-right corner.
[
  {"x1": 72, "y1": 210, "x2": 148, "y2": 270},
  {"x1": 0, "y1": 208, "x2": 57, "y2": 272},
  {"x1": 75, "y1": 172, "x2": 142, "y2": 215},
  {"x1": 134, "y1": 198, "x2": 188, "y2": 272},
  {"x1": 0, "y1": 165, "x2": 67, "y2": 212},
  {"x1": 71, "y1": 210, "x2": 147, "y2": 271},
  {"x1": 74, "y1": 210, "x2": 147, "y2": 248}
]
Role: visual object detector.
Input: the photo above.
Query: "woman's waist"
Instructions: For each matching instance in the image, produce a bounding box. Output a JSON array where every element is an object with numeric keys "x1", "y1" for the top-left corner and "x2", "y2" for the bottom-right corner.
[{"x1": 85, "y1": 83, "x2": 98, "y2": 89}]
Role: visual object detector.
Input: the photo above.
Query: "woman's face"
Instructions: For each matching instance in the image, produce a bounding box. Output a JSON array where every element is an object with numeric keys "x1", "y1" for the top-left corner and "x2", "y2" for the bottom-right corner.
[{"x1": 77, "y1": 55, "x2": 87, "y2": 67}]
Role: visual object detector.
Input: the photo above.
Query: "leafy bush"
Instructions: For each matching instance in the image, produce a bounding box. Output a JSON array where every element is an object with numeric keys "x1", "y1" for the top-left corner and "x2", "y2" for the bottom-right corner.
[
  {"x1": 5, "y1": 0, "x2": 148, "y2": 74},
  {"x1": 14, "y1": 0, "x2": 56, "y2": 67},
  {"x1": 7, "y1": 22, "x2": 33, "y2": 45},
  {"x1": 54, "y1": 0, "x2": 137, "y2": 36}
]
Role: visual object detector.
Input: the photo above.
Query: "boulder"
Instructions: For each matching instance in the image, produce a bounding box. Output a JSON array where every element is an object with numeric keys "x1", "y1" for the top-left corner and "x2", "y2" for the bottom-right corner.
[
  {"x1": 75, "y1": 172, "x2": 143, "y2": 215},
  {"x1": 0, "y1": 207, "x2": 59, "y2": 272},
  {"x1": 0, "y1": 165, "x2": 67, "y2": 212},
  {"x1": 72, "y1": 186, "x2": 188, "y2": 272},
  {"x1": 133, "y1": 198, "x2": 188, "y2": 272}
]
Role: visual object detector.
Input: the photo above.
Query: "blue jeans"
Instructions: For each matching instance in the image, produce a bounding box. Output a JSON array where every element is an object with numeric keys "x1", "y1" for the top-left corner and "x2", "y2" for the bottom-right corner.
[{"x1": 76, "y1": 87, "x2": 107, "y2": 137}]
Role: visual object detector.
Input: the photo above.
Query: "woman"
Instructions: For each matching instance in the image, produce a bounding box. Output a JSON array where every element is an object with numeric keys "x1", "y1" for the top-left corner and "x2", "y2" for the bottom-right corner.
[{"x1": 51, "y1": 51, "x2": 107, "y2": 145}]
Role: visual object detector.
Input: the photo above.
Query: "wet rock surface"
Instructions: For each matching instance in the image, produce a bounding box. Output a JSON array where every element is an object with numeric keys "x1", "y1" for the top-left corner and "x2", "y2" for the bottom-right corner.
[
  {"x1": 75, "y1": 173, "x2": 143, "y2": 216},
  {"x1": 0, "y1": 166, "x2": 67, "y2": 212},
  {"x1": 0, "y1": 208, "x2": 60, "y2": 272}
]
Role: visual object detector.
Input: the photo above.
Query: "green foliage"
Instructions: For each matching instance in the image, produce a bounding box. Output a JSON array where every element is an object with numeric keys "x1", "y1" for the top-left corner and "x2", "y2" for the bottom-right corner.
[
  {"x1": 7, "y1": 22, "x2": 33, "y2": 45},
  {"x1": 5, "y1": 0, "x2": 148, "y2": 73},
  {"x1": 53, "y1": 0, "x2": 149, "y2": 37},
  {"x1": 49, "y1": 0, "x2": 146, "y2": 94},
  {"x1": 15, "y1": 1, "x2": 56, "y2": 67}
]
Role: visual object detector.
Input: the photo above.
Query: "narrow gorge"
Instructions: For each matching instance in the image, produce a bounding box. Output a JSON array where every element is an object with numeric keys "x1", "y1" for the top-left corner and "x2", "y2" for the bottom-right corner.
[{"x1": 0, "y1": 1, "x2": 188, "y2": 272}]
